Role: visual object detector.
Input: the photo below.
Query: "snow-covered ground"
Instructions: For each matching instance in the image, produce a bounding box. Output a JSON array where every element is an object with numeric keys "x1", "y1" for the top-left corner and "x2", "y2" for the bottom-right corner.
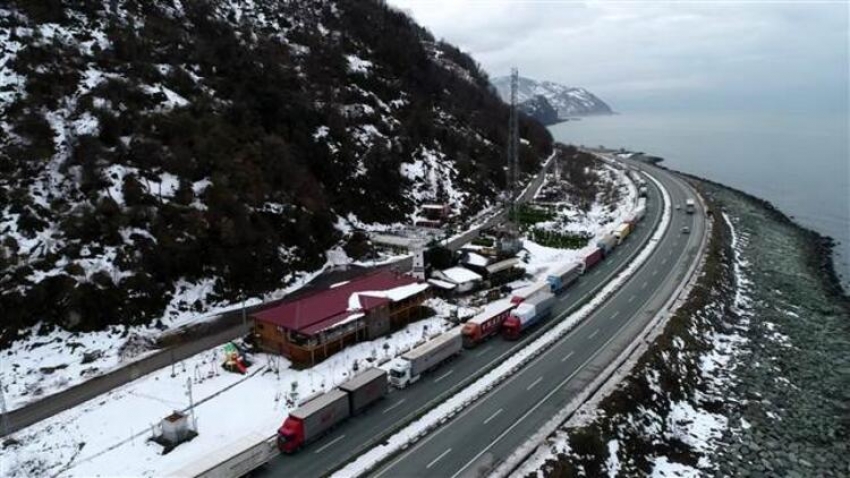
[
  {"x1": 1, "y1": 301, "x2": 456, "y2": 478},
  {"x1": 0, "y1": 262, "x2": 329, "y2": 413},
  {"x1": 3, "y1": 157, "x2": 642, "y2": 478}
]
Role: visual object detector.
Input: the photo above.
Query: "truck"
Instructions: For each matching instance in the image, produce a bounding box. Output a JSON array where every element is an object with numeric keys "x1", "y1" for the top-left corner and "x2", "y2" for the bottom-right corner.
[
  {"x1": 277, "y1": 368, "x2": 388, "y2": 453},
  {"x1": 278, "y1": 389, "x2": 349, "y2": 453},
  {"x1": 546, "y1": 263, "x2": 582, "y2": 294},
  {"x1": 685, "y1": 198, "x2": 695, "y2": 214},
  {"x1": 510, "y1": 281, "x2": 550, "y2": 304},
  {"x1": 170, "y1": 431, "x2": 278, "y2": 478},
  {"x1": 613, "y1": 223, "x2": 631, "y2": 244},
  {"x1": 389, "y1": 329, "x2": 462, "y2": 388},
  {"x1": 596, "y1": 234, "x2": 618, "y2": 255},
  {"x1": 462, "y1": 302, "x2": 515, "y2": 348},
  {"x1": 502, "y1": 292, "x2": 556, "y2": 340},
  {"x1": 580, "y1": 247, "x2": 604, "y2": 273},
  {"x1": 338, "y1": 367, "x2": 389, "y2": 415}
]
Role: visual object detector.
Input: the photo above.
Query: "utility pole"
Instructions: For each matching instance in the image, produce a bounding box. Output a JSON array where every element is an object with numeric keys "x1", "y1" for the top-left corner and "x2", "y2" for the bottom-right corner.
[{"x1": 186, "y1": 378, "x2": 196, "y2": 433}]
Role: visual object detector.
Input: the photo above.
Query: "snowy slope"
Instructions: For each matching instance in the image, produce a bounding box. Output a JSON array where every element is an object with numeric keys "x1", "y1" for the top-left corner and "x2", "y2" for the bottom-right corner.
[
  {"x1": 0, "y1": 1, "x2": 553, "y2": 338},
  {"x1": 492, "y1": 75, "x2": 614, "y2": 118}
]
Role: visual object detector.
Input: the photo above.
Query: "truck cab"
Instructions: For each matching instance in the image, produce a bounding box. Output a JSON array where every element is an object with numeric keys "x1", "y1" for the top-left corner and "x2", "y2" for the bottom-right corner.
[
  {"x1": 501, "y1": 315, "x2": 522, "y2": 340},
  {"x1": 277, "y1": 417, "x2": 303, "y2": 453},
  {"x1": 388, "y1": 359, "x2": 415, "y2": 389}
]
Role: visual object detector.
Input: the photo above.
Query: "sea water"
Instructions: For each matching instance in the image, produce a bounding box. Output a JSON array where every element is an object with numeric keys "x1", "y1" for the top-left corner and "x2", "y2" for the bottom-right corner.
[{"x1": 550, "y1": 111, "x2": 850, "y2": 291}]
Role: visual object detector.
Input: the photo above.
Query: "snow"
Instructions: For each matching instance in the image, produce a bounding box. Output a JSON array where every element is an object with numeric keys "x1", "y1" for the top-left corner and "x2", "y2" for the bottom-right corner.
[
  {"x1": 347, "y1": 283, "x2": 430, "y2": 311},
  {"x1": 346, "y1": 54, "x2": 372, "y2": 74},
  {"x1": 437, "y1": 266, "x2": 482, "y2": 284},
  {"x1": 605, "y1": 440, "x2": 621, "y2": 477},
  {"x1": 666, "y1": 401, "x2": 727, "y2": 455},
  {"x1": 399, "y1": 147, "x2": 469, "y2": 220},
  {"x1": 651, "y1": 456, "x2": 699, "y2": 477},
  {"x1": 1, "y1": 304, "x2": 457, "y2": 478},
  {"x1": 462, "y1": 252, "x2": 489, "y2": 267}
]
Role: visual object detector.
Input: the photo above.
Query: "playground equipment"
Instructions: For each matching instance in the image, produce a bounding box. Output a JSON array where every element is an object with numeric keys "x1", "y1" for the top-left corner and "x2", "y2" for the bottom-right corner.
[{"x1": 222, "y1": 342, "x2": 251, "y2": 374}]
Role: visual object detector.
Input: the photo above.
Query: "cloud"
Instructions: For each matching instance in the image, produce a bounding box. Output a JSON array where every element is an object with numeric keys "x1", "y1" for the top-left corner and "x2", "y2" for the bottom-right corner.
[{"x1": 388, "y1": 0, "x2": 849, "y2": 112}]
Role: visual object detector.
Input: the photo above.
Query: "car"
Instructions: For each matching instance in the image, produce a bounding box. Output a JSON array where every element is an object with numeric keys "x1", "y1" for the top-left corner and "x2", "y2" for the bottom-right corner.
[
  {"x1": 675, "y1": 204, "x2": 681, "y2": 210},
  {"x1": 681, "y1": 226, "x2": 690, "y2": 234}
]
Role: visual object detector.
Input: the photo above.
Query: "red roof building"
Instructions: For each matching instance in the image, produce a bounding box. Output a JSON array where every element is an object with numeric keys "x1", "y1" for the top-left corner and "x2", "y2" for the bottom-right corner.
[{"x1": 252, "y1": 270, "x2": 431, "y2": 367}]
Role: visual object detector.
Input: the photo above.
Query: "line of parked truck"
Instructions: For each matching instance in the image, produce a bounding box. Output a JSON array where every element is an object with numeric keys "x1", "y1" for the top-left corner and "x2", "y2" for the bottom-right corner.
[{"x1": 276, "y1": 174, "x2": 652, "y2": 453}]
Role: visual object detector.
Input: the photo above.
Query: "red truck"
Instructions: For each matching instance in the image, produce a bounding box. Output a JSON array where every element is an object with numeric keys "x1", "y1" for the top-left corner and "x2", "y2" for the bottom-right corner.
[
  {"x1": 581, "y1": 247, "x2": 604, "y2": 273},
  {"x1": 461, "y1": 301, "x2": 515, "y2": 348},
  {"x1": 278, "y1": 367, "x2": 387, "y2": 453},
  {"x1": 502, "y1": 292, "x2": 556, "y2": 340}
]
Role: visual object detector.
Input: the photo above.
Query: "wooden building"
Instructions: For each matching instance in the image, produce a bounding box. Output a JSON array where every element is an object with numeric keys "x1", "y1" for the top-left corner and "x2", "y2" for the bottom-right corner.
[{"x1": 252, "y1": 270, "x2": 430, "y2": 367}]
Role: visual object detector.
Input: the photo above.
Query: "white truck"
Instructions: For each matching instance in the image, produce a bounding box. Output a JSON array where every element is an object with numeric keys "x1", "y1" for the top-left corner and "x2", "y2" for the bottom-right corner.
[
  {"x1": 685, "y1": 198, "x2": 696, "y2": 214},
  {"x1": 389, "y1": 329, "x2": 463, "y2": 389}
]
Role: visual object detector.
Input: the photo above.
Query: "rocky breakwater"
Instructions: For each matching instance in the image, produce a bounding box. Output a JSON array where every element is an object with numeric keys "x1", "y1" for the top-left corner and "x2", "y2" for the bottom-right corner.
[{"x1": 700, "y1": 180, "x2": 850, "y2": 478}]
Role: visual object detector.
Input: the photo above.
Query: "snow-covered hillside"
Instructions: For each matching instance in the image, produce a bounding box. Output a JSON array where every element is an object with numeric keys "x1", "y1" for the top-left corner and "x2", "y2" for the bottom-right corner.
[
  {"x1": 492, "y1": 75, "x2": 614, "y2": 118},
  {"x1": 0, "y1": 0, "x2": 553, "y2": 338}
]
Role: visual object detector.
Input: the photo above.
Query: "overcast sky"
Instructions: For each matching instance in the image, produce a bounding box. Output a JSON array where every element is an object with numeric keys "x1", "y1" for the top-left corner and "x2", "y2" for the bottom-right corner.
[{"x1": 388, "y1": 1, "x2": 849, "y2": 114}]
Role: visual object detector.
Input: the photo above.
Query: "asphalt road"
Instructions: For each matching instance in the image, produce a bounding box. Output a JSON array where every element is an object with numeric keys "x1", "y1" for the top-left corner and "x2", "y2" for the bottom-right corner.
[
  {"x1": 370, "y1": 164, "x2": 704, "y2": 478},
  {"x1": 254, "y1": 163, "x2": 678, "y2": 477}
]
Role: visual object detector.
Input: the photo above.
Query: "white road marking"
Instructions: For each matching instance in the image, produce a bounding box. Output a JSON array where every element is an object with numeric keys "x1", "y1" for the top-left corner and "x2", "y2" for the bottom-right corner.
[
  {"x1": 314, "y1": 435, "x2": 345, "y2": 454},
  {"x1": 473, "y1": 346, "x2": 491, "y2": 357},
  {"x1": 434, "y1": 370, "x2": 454, "y2": 383},
  {"x1": 561, "y1": 350, "x2": 575, "y2": 362},
  {"x1": 588, "y1": 328, "x2": 600, "y2": 339},
  {"x1": 527, "y1": 376, "x2": 543, "y2": 391},
  {"x1": 652, "y1": 269, "x2": 658, "y2": 276},
  {"x1": 426, "y1": 448, "x2": 452, "y2": 469},
  {"x1": 382, "y1": 398, "x2": 407, "y2": 414},
  {"x1": 662, "y1": 258, "x2": 668, "y2": 265},
  {"x1": 483, "y1": 408, "x2": 503, "y2": 425},
  {"x1": 628, "y1": 295, "x2": 636, "y2": 303},
  {"x1": 641, "y1": 281, "x2": 648, "y2": 289},
  {"x1": 610, "y1": 311, "x2": 620, "y2": 320}
]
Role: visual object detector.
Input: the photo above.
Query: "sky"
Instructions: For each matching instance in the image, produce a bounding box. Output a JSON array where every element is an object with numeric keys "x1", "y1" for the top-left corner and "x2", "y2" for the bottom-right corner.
[{"x1": 388, "y1": 1, "x2": 850, "y2": 114}]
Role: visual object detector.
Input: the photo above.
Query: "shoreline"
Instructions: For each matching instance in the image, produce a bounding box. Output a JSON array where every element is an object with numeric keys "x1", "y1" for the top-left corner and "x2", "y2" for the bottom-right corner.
[
  {"x1": 673, "y1": 167, "x2": 849, "y2": 303},
  {"x1": 632, "y1": 156, "x2": 849, "y2": 301}
]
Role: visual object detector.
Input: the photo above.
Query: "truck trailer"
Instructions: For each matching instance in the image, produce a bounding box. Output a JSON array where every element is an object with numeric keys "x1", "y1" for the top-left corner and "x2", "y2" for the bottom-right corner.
[
  {"x1": 502, "y1": 292, "x2": 556, "y2": 340},
  {"x1": 596, "y1": 234, "x2": 617, "y2": 255},
  {"x1": 581, "y1": 247, "x2": 604, "y2": 273},
  {"x1": 278, "y1": 389, "x2": 349, "y2": 453},
  {"x1": 613, "y1": 223, "x2": 631, "y2": 244},
  {"x1": 462, "y1": 302, "x2": 515, "y2": 348},
  {"x1": 389, "y1": 329, "x2": 462, "y2": 388},
  {"x1": 686, "y1": 198, "x2": 695, "y2": 214},
  {"x1": 277, "y1": 368, "x2": 388, "y2": 453},
  {"x1": 510, "y1": 281, "x2": 550, "y2": 304},
  {"x1": 546, "y1": 263, "x2": 582, "y2": 294},
  {"x1": 338, "y1": 367, "x2": 388, "y2": 415}
]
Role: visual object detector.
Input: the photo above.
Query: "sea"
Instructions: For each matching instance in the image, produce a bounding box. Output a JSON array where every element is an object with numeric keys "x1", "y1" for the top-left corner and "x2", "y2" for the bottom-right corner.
[{"x1": 549, "y1": 111, "x2": 850, "y2": 292}]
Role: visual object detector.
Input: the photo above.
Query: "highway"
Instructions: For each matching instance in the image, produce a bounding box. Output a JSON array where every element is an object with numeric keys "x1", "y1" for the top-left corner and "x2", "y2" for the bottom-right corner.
[
  {"x1": 369, "y1": 163, "x2": 705, "y2": 478},
  {"x1": 254, "y1": 161, "x2": 691, "y2": 477}
]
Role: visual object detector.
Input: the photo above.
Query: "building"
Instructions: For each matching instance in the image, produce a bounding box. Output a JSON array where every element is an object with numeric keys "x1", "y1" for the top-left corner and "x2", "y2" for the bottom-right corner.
[
  {"x1": 252, "y1": 270, "x2": 430, "y2": 367},
  {"x1": 430, "y1": 266, "x2": 483, "y2": 294}
]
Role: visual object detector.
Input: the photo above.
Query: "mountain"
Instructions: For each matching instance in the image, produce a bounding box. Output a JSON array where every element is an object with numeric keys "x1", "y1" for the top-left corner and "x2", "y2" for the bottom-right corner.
[
  {"x1": 515, "y1": 95, "x2": 559, "y2": 126},
  {"x1": 492, "y1": 76, "x2": 614, "y2": 119},
  {"x1": 0, "y1": 0, "x2": 552, "y2": 339}
]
